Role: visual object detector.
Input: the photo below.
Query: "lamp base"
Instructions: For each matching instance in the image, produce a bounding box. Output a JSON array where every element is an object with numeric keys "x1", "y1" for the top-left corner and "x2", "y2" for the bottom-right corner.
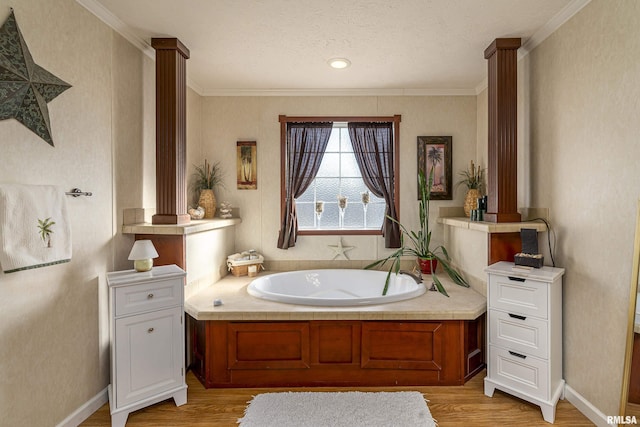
[{"x1": 134, "y1": 259, "x2": 153, "y2": 272}]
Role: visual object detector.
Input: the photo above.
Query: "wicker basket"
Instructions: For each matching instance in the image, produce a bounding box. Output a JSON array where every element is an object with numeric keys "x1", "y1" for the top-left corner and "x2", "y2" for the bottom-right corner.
[
  {"x1": 229, "y1": 262, "x2": 264, "y2": 277},
  {"x1": 227, "y1": 254, "x2": 264, "y2": 277}
]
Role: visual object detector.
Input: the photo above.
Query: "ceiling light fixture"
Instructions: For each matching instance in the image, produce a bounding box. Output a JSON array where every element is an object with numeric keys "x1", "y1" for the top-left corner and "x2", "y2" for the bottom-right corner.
[{"x1": 328, "y1": 58, "x2": 351, "y2": 69}]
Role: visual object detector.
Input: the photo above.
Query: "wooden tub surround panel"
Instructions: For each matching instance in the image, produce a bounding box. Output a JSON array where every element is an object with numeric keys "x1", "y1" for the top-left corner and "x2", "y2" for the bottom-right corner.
[
  {"x1": 228, "y1": 322, "x2": 310, "y2": 370},
  {"x1": 188, "y1": 317, "x2": 485, "y2": 388}
]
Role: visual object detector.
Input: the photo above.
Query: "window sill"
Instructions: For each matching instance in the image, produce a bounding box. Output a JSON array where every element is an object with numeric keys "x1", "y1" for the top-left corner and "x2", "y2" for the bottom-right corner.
[{"x1": 298, "y1": 229, "x2": 381, "y2": 236}]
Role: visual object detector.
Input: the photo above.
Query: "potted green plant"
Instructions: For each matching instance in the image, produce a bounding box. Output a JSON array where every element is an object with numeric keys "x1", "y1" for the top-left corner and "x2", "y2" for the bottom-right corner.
[
  {"x1": 366, "y1": 169, "x2": 469, "y2": 297},
  {"x1": 456, "y1": 160, "x2": 485, "y2": 217},
  {"x1": 191, "y1": 159, "x2": 225, "y2": 219}
]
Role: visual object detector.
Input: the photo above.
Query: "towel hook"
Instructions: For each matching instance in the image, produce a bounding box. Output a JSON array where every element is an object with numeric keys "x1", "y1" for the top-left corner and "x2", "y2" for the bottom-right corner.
[{"x1": 65, "y1": 188, "x2": 92, "y2": 197}]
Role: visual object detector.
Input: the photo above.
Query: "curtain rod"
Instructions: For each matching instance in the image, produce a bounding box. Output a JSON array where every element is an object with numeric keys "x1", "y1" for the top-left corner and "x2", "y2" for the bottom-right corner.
[{"x1": 278, "y1": 115, "x2": 401, "y2": 123}]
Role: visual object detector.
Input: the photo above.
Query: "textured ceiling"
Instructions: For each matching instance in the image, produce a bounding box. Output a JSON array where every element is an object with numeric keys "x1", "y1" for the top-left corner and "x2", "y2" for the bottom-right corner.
[{"x1": 88, "y1": 0, "x2": 578, "y2": 95}]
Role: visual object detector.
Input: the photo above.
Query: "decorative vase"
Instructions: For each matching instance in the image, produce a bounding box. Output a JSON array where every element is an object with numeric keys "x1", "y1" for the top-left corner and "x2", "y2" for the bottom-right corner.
[
  {"x1": 464, "y1": 188, "x2": 481, "y2": 218},
  {"x1": 198, "y1": 189, "x2": 216, "y2": 219},
  {"x1": 417, "y1": 257, "x2": 438, "y2": 274}
]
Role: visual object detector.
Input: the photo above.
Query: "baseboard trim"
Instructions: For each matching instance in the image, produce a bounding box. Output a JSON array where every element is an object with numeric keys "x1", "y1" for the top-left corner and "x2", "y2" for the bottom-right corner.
[
  {"x1": 564, "y1": 384, "x2": 611, "y2": 427},
  {"x1": 56, "y1": 387, "x2": 108, "y2": 427}
]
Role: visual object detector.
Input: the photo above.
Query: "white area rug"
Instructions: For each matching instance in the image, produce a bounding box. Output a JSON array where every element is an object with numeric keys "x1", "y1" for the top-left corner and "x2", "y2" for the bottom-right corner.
[{"x1": 238, "y1": 391, "x2": 437, "y2": 427}]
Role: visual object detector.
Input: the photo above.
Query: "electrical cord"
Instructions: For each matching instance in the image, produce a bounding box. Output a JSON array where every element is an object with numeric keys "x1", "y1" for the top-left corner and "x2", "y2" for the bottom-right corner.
[{"x1": 525, "y1": 217, "x2": 556, "y2": 267}]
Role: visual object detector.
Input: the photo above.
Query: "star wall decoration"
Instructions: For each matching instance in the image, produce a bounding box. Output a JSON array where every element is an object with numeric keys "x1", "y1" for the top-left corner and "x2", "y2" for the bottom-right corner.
[
  {"x1": 0, "y1": 10, "x2": 71, "y2": 146},
  {"x1": 328, "y1": 238, "x2": 355, "y2": 260}
]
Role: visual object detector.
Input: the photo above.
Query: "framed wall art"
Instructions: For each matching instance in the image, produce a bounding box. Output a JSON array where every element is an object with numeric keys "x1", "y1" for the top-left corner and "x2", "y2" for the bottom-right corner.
[
  {"x1": 237, "y1": 141, "x2": 257, "y2": 189},
  {"x1": 417, "y1": 136, "x2": 452, "y2": 200}
]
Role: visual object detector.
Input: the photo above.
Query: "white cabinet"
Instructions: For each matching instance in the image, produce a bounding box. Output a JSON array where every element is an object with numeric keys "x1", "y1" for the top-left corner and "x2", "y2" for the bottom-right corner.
[
  {"x1": 484, "y1": 261, "x2": 564, "y2": 423},
  {"x1": 107, "y1": 265, "x2": 187, "y2": 427}
]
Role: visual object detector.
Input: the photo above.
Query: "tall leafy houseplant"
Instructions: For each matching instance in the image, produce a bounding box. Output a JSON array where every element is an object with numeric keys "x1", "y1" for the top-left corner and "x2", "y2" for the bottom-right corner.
[
  {"x1": 456, "y1": 160, "x2": 485, "y2": 192},
  {"x1": 192, "y1": 159, "x2": 225, "y2": 219},
  {"x1": 366, "y1": 169, "x2": 469, "y2": 297},
  {"x1": 456, "y1": 160, "x2": 485, "y2": 217}
]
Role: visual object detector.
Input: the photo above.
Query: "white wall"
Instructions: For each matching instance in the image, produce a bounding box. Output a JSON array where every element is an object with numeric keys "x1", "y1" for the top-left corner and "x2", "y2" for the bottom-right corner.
[
  {"x1": 200, "y1": 96, "x2": 477, "y2": 265},
  {"x1": 528, "y1": 0, "x2": 640, "y2": 416},
  {"x1": 0, "y1": 1, "x2": 152, "y2": 425},
  {"x1": 187, "y1": 87, "x2": 204, "y2": 207}
]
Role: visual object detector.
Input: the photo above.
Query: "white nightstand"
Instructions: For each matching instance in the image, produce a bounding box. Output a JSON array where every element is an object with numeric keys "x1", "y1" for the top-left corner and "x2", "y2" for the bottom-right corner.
[
  {"x1": 106, "y1": 264, "x2": 187, "y2": 427},
  {"x1": 484, "y1": 261, "x2": 565, "y2": 423}
]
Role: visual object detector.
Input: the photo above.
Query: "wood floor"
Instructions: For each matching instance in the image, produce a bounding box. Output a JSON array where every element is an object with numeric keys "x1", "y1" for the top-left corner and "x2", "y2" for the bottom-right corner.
[
  {"x1": 627, "y1": 402, "x2": 640, "y2": 419},
  {"x1": 82, "y1": 370, "x2": 594, "y2": 426}
]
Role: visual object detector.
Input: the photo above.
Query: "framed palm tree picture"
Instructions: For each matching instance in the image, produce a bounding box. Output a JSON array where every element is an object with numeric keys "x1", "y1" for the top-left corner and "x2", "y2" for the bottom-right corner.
[
  {"x1": 417, "y1": 136, "x2": 452, "y2": 200},
  {"x1": 237, "y1": 141, "x2": 257, "y2": 189}
]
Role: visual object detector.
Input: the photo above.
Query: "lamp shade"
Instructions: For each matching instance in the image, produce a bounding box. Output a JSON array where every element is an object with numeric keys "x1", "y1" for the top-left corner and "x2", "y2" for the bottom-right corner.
[
  {"x1": 128, "y1": 240, "x2": 159, "y2": 260},
  {"x1": 128, "y1": 240, "x2": 159, "y2": 272}
]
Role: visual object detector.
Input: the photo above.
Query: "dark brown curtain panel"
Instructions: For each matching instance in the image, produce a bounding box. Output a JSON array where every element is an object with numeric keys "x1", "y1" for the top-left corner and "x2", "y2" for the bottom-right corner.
[
  {"x1": 348, "y1": 122, "x2": 400, "y2": 248},
  {"x1": 277, "y1": 122, "x2": 333, "y2": 249}
]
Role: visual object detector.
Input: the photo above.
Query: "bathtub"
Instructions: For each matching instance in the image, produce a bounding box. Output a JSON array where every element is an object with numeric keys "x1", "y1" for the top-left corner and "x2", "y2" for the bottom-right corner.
[{"x1": 247, "y1": 269, "x2": 426, "y2": 306}]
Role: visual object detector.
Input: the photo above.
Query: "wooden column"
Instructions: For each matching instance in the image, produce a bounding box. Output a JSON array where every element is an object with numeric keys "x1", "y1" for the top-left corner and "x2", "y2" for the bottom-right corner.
[
  {"x1": 151, "y1": 38, "x2": 190, "y2": 225},
  {"x1": 483, "y1": 38, "x2": 521, "y2": 223}
]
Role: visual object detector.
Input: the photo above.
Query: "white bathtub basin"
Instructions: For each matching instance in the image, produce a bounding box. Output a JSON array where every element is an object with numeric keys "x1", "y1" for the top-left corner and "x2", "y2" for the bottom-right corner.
[{"x1": 247, "y1": 269, "x2": 426, "y2": 306}]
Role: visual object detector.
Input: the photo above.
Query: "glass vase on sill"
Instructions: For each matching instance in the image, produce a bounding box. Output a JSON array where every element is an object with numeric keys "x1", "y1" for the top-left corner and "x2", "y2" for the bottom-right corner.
[
  {"x1": 361, "y1": 191, "x2": 370, "y2": 229},
  {"x1": 315, "y1": 201, "x2": 324, "y2": 228},
  {"x1": 337, "y1": 195, "x2": 348, "y2": 229}
]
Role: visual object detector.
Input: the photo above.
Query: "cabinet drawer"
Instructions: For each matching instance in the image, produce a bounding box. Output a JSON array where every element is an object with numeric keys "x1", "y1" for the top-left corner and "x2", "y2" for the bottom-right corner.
[
  {"x1": 489, "y1": 345, "x2": 549, "y2": 400},
  {"x1": 489, "y1": 310, "x2": 548, "y2": 359},
  {"x1": 114, "y1": 278, "x2": 182, "y2": 317},
  {"x1": 489, "y1": 275, "x2": 548, "y2": 319}
]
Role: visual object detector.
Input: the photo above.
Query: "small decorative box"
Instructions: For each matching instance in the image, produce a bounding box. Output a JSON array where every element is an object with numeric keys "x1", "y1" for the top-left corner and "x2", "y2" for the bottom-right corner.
[{"x1": 514, "y1": 228, "x2": 544, "y2": 268}]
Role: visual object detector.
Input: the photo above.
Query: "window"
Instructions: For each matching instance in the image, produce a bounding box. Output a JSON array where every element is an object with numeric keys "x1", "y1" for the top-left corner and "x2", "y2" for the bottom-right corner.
[
  {"x1": 295, "y1": 123, "x2": 386, "y2": 231},
  {"x1": 278, "y1": 115, "x2": 401, "y2": 248}
]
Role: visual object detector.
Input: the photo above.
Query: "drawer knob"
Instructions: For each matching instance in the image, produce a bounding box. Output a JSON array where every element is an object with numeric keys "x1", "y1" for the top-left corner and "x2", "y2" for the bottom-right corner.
[
  {"x1": 508, "y1": 350, "x2": 527, "y2": 359},
  {"x1": 508, "y1": 313, "x2": 527, "y2": 321},
  {"x1": 507, "y1": 276, "x2": 526, "y2": 282},
  {"x1": 148, "y1": 327, "x2": 154, "y2": 333},
  {"x1": 147, "y1": 293, "x2": 154, "y2": 299}
]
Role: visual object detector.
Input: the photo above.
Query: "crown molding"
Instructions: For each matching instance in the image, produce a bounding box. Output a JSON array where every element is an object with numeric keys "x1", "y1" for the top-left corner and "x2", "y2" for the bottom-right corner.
[
  {"x1": 76, "y1": 0, "x2": 154, "y2": 59},
  {"x1": 200, "y1": 88, "x2": 476, "y2": 97},
  {"x1": 519, "y1": 0, "x2": 592, "y2": 58},
  {"x1": 474, "y1": 0, "x2": 592, "y2": 94},
  {"x1": 475, "y1": 77, "x2": 488, "y2": 95}
]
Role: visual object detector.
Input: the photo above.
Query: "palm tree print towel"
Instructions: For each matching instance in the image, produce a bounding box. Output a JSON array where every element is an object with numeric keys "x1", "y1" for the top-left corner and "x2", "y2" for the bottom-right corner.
[{"x1": 0, "y1": 184, "x2": 71, "y2": 273}]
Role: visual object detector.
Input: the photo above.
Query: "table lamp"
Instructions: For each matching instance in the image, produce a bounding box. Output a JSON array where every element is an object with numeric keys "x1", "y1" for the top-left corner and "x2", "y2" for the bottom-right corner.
[{"x1": 128, "y1": 240, "x2": 159, "y2": 272}]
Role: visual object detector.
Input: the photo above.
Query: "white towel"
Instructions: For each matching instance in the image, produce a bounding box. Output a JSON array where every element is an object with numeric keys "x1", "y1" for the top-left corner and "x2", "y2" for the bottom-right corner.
[{"x1": 0, "y1": 184, "x2": 72, "y2": 273}]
